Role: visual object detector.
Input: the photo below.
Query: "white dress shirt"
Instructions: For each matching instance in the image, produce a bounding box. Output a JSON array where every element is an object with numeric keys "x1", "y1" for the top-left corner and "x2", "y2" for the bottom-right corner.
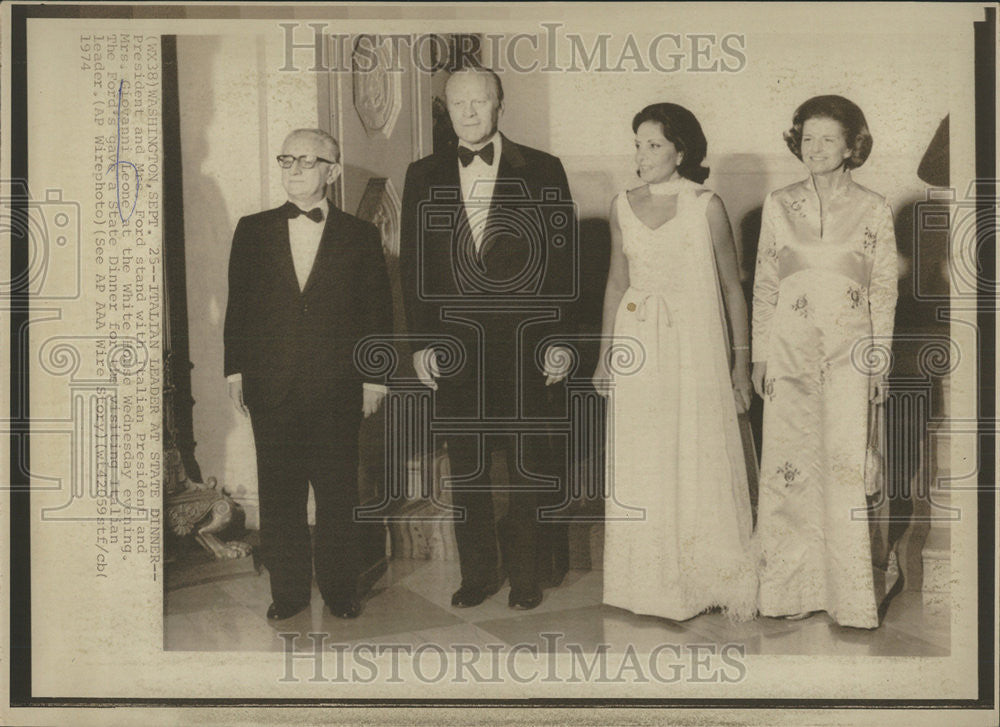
[
  {"x1": 458, "y1": 132, "x2": 501, "y2": 253},
  {"x1": 288, "y1": 197, "x2": 329, "y2": 290}
]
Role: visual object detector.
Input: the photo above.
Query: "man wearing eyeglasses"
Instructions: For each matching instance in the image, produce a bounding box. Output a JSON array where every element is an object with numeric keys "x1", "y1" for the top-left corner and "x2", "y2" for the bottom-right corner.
[{"x1": 224, "y1": 128, "x2": 392, "y2": 621}]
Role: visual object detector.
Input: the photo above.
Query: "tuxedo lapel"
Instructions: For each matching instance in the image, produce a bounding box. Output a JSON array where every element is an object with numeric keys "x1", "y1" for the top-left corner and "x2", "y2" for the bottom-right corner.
[
  {"x1": 480, "y1": 135, "x2": 527, "y2": 260},
  {"x1": 270, "y1": 210, "x2": 301, "y2": 296},
  {"x1": 439, "y1": 146, "x2": 463, "y2": 190}
]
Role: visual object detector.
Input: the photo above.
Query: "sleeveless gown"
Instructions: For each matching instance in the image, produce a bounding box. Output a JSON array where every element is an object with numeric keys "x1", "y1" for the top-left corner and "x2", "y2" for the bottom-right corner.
[{"x1": 602, "y1": 180, "x2": 757, "y2": 622}]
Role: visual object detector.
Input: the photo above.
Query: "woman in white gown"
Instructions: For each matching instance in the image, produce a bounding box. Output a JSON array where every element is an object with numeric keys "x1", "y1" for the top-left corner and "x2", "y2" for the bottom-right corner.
[
  {"x1": 595, "y1": 103, "x2": 757, "y2": 621},
  {"x1": 751, "y1": 96, "x2": 897, "y2": 628}
]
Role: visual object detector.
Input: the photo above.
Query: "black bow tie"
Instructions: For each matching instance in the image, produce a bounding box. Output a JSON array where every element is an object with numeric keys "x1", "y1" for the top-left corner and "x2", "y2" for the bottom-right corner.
[
  {"x1": 458, "y1": 142, "x2": 495, "y2": 167},
  {"x1": 283, "y1": 202, "x2": 324, "y2": 223}
]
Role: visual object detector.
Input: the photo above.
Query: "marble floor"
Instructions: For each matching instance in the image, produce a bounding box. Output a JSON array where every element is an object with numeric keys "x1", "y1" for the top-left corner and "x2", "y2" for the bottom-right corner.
[{"x1": 164, "y1": 558, "x2": 950, "y2": 657}]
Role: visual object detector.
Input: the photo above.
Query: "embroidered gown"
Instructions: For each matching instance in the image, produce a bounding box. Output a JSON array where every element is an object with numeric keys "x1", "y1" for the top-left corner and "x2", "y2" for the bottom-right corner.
[
  {"x1": 751, "y1": 173, "x2": 897, "y2": 628},
  {"x1": 602, "y1": 179, "x2": 758, "y2": 622}
]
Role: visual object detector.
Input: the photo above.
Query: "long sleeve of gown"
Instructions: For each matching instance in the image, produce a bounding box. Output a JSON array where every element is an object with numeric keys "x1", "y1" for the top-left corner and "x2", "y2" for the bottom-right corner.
[
  {"x1": 868, "y1": 200, "x2": 898, "y2": 344},
  {"x1": 751, "y1": 193, "x2": 779, "y2": 364}
]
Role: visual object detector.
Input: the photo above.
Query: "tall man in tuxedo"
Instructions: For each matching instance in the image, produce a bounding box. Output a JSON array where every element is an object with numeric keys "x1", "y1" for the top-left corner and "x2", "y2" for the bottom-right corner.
[
  {"x1": 400, "y1": 66, "x2": 578, "y2": 611},
  {"x1": 225, "y1": 129, "x2": 392, "y2": 621}
]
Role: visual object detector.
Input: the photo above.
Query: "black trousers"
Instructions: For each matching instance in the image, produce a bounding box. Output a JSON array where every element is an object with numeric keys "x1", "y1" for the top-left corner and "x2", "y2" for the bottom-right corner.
[
  {"x1": 249, "y1": 388, "x2": 362, "y2": 607},
  {"x1": 446, "y1": 431, "x2": 569, "y2": 595}
]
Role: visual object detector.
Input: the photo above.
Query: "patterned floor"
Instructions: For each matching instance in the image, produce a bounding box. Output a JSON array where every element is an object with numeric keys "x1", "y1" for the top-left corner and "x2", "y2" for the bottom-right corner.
[{"x1": 164, "y1": 558, "x2": 949, "y2": 657}]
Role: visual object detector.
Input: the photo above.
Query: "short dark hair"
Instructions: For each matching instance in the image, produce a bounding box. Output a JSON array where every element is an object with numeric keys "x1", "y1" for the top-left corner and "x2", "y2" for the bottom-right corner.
[
  {"x1": 631, "y1": 103, "x2": 710, "y2": 184},
  {"x1": 783, "y1": 95, "x2": 872, "y2": 169},
  {"x1": 445, "y1": 63, "x2": 504, "y2": 106}
]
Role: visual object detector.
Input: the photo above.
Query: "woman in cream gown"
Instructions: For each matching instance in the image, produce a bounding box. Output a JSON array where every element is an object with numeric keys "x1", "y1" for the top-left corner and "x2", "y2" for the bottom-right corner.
[
  {"x1": 595, "y1": 103, "x2": 757, "y2": 622},
  {"x1": 751, "y1": 96, "x2": 897, "y2": 628}
]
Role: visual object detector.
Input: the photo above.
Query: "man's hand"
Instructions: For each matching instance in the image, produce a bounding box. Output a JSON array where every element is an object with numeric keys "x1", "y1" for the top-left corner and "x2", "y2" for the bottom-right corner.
[
  {"x1": 363, "y1": 387, "x2": 386, "y2": 418},
  {"x1": 228, "y1": 379, "x2": 249, "y2": 417},
  {"x1": 413, "y1": 347, "x2": 440, "y2": 390},
  {"x1": 543, "y1": 345, "x2": 573, "y2": 386}
]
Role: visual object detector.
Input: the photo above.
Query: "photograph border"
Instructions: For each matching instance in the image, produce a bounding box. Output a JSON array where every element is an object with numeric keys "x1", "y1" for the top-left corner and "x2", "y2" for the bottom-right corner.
[{"x1": 5, "y1": 1, "x2": 996, "y2": 713}]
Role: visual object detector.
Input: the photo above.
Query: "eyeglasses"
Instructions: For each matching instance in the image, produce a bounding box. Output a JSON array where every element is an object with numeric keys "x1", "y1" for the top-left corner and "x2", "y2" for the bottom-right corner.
[{"x1": 276, "y1": 154, "x2": 337, "y2": 169}]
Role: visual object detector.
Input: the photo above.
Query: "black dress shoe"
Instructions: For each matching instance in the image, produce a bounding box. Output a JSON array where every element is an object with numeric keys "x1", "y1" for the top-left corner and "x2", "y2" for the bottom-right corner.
[
  {"x1": 329, "y1": 596, "x2": 362, "y2": 619},
  {"x1": 266, "y1": 601, "x2": 309, "y2": 621},
  {"x1": 451, "y1": 581, "x2": 501, "y2": 608},
  {"x1": 508, "y1": 587, "x2": 543, "y2": 610}
]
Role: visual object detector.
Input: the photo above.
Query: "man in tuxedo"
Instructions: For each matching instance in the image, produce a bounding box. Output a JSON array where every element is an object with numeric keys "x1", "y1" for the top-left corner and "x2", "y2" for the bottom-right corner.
[
  {"x1": 400, "y1": 66, "x2": 577, "y2": 611},
  {"x1": 225, "y1": 128, "x2": 392, "y2": 621}
]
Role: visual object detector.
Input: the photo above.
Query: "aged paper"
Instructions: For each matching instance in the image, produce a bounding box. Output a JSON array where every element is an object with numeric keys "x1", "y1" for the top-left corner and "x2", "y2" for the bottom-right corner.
[{"x1": 2, "y1": 2, "x2": 996, "y2": 725}]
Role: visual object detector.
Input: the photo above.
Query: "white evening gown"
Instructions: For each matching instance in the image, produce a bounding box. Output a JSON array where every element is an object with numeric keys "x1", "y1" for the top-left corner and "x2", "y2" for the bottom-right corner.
[
  {"x1": 751, "y1": 175, "x2": 897, "y2": 628},
  {"x1": 603, "y1": 180, "x2": 757, "y2": 622}
]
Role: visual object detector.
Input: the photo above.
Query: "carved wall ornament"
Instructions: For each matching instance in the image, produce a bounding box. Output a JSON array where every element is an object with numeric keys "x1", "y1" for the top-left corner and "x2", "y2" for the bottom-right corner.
[{"x1": 352, "y1": 35, "x2": 402, "y2": 138}]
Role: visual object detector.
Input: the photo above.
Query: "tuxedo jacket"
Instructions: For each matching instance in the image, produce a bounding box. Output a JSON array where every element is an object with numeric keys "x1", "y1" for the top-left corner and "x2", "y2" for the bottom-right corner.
[
  {"x1": 399, "y1": 135, "x2": 580, "y2": 418},
  {"x1": 224, "y1": 203, "x2": 392, "y2": 412}
]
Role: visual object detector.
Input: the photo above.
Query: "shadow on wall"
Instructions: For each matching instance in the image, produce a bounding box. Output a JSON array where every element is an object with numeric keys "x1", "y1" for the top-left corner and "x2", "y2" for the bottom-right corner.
[
  {"x1": 576, "y1": 217, "x2": 612, "y2": 373},
  {"x1": 736, "y1": 202, "x2": 765, "y2": 478},
  {"x1": 712, "y1": 153, "x2": 772, "y2": 481},
  {"x1": 559, "y1": 167, "x2": 618, "y2": 375},
  {"x1": 871, "y1": 115, "x2": 950, "y2": 597},
  {"x1": 708, "y1": 153, "x2": 771, "y2": 276},
  {"x1": 174, "y1": 36, "x2": 260, "y2": 525}
]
